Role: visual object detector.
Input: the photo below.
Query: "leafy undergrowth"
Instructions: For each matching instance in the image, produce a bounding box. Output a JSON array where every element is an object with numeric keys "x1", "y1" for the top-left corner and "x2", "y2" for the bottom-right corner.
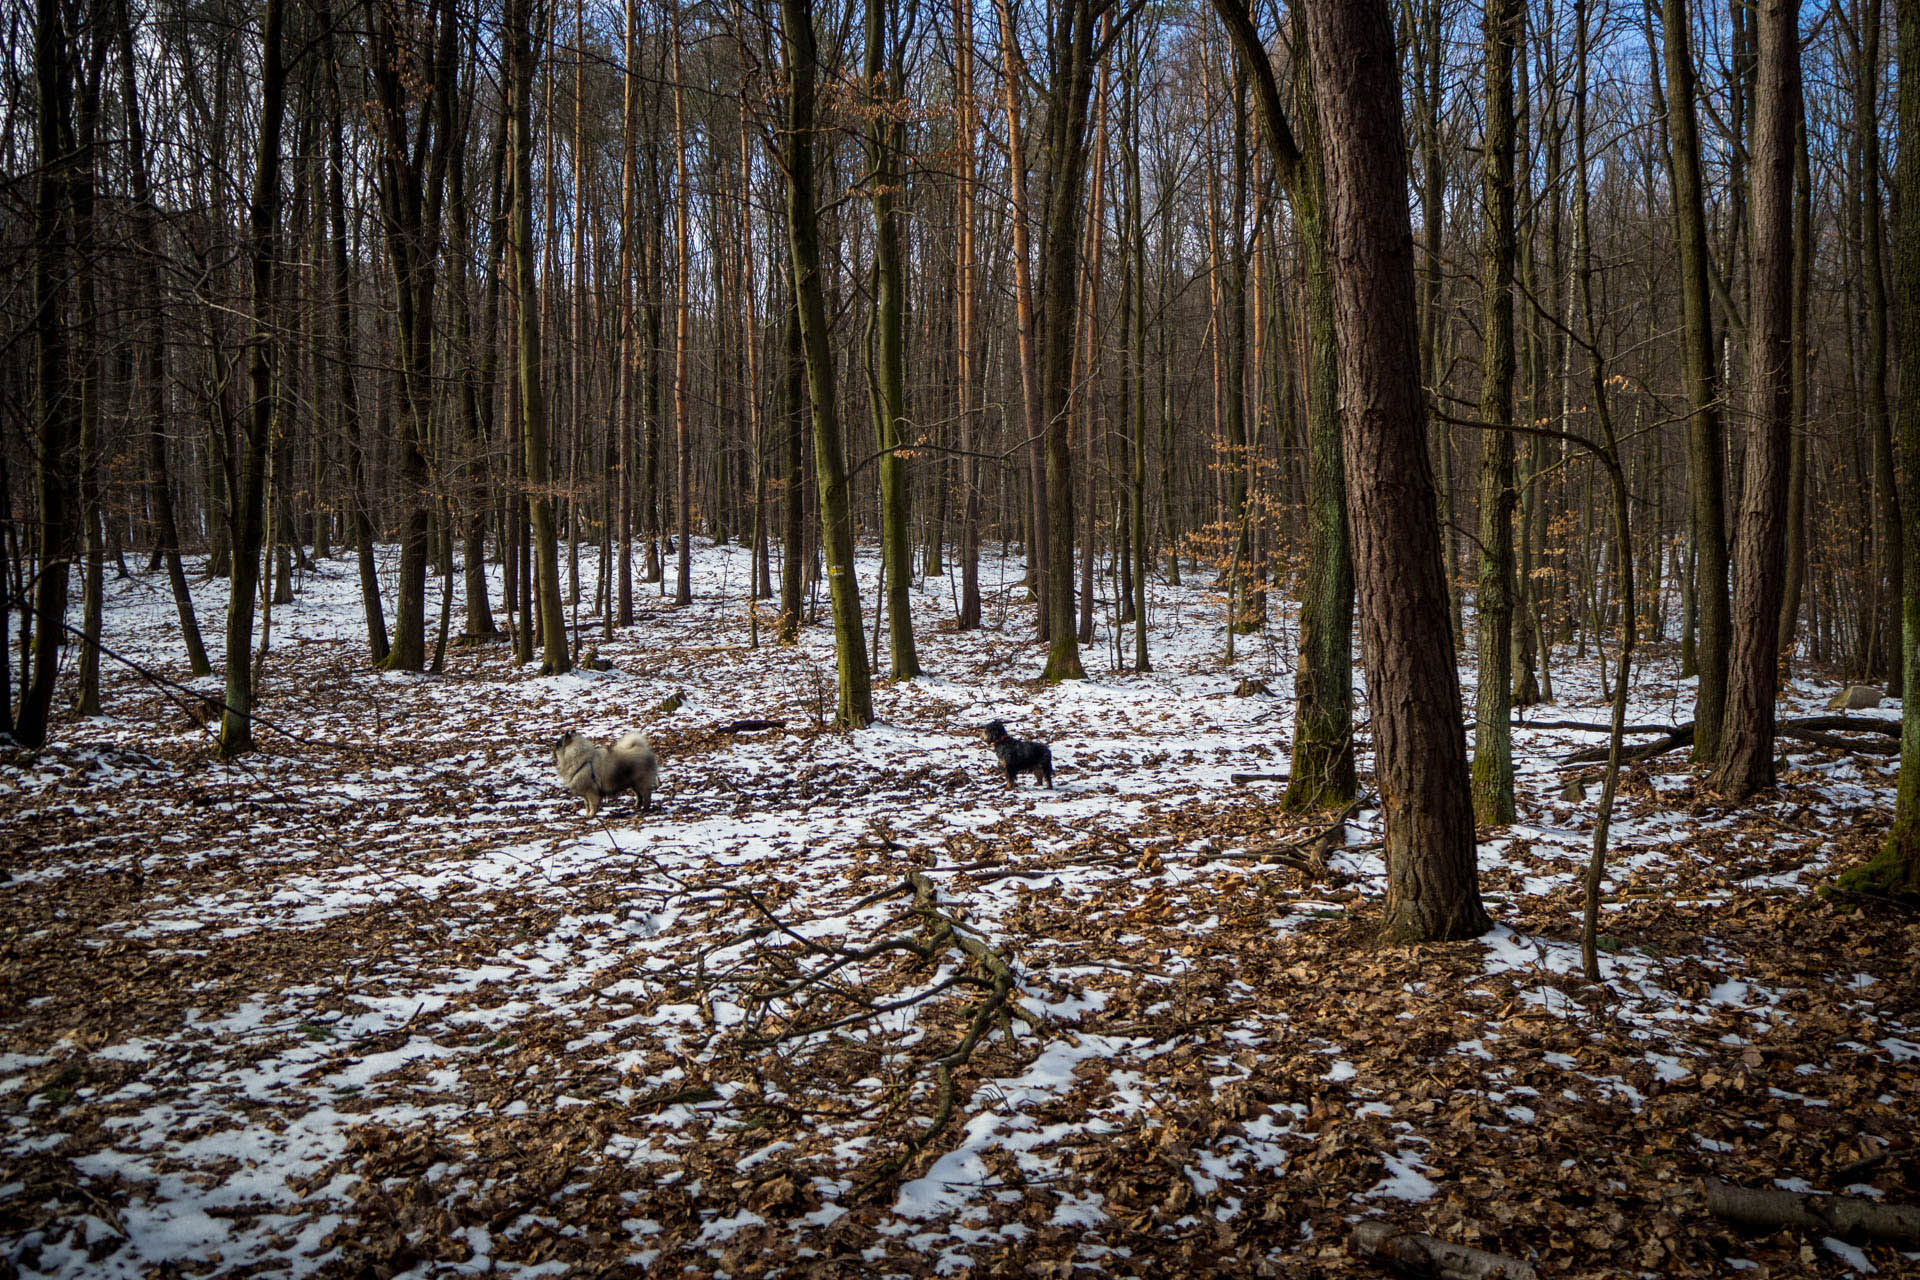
[{"x1": 2, "y1": 544, "x2": 1916, "y2": 1279}]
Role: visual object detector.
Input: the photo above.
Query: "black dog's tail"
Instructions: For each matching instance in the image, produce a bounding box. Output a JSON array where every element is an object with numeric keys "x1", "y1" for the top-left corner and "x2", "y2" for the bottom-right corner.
[{"x1": 1042, "y1": 746, "x2": 1054, "y2": 788}]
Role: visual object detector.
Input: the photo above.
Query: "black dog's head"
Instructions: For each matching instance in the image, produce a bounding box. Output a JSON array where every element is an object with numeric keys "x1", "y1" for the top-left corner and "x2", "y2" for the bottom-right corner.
[{"x1": 982, "y1": 719, "x2": 1009, "y2": 746}]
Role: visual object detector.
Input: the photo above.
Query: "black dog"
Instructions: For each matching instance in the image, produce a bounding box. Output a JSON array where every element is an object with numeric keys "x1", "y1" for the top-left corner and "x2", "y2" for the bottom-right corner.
[{"x1": 983, "y1": 720, "x2": 1054, "y2": 789}]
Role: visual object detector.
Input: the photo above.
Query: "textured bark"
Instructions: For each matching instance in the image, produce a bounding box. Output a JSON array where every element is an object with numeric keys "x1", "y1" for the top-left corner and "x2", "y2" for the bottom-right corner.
[
  {"x1": 672, "y1": 21, "x2": 693, "y2": 608},
  {"x1": 1210, "y1": 0, "x2": 1354, "y2": 810},
  {"x1": 1660, "y1": 0, "x2": 1731, "y2": 760},
  {"x1": 1704, "y1": 1181, "x2": 1920, "y2": 1242},
  {"x1": 1778, "y1": 83, "x2": 1811, "y2": 670},
  {"x1": 1282, "y1": 40, "x2": 1354, "y2": 814},
  {"x1": 72, "y1": 44, "x2": 104, "y2": 719},
  {"x1": 1302, "y1": 0, "x2": 1489, "y2": 942},
  {"x1": 1471, "y1": 0, "x2": 1520, "y2": 826},
  {"x1": 1710, "y1": 0, "x2": 1798, "y2": 798},
  {"x1": 370, "y1": 0, "x2": 456, "y2": 671},
  {"x1": 778, "y1": 289, "x2": 805, "y2": 643}
]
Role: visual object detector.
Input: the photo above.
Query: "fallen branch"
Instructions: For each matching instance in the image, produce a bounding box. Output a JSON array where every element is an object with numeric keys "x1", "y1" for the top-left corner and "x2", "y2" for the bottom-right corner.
[
  {"x1": 1231, "y1": 772, "x2": 1290, "y2": 785},
  {"x1": 1350, "y1": 1221, "x2": 1539, "y2": 1279},
  {"x1": 1513, "y1": 718, "x2": 1679, "y2": 735},
  {"x1": 1203, "y1": 794, "x2": 1370, "y2": 873},
  {"x1": 717, "y1": 718, "x2": 787, "y2": 733},
  {"x1": 1704, "y1": 1179, "x2": 1920, "y2": 1243},
  {"x1": 1776, "y1": 727, "x2": 1898, "y2": 756},
  {"x1": 848, "y1": 870, "x2": 1038, "y2": 1197},
  {"x1": 1559, "y1": 714, "x2": 1901, "y2": 765},
  {"x1": 1561, "y1": 725, "x2": 1694, "y2": 765}
]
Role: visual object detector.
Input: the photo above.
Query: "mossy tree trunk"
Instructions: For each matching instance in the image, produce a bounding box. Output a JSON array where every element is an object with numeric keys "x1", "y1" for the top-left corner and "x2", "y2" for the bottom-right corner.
[
  {"x1": 866, "y1": 0, "x2": 919, "y2": 680},
  {"x1": 1845, "y1": 0, "x2": 1920, "y2": 898},
  {"x1": 782, "y1": 0, "x2": 874, "y2": 726}
]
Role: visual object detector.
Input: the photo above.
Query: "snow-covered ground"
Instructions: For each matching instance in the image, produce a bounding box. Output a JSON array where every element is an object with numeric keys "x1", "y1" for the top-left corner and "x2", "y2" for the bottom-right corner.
[{"x1": 3, "y1": 540, "x2": 1916, "y2": 1277}]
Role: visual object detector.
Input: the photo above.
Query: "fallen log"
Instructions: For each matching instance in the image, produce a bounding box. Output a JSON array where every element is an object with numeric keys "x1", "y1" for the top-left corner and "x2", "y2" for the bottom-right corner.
[
  {"x1": 1561, "y1": 725, "x2": 1694, "y2": 765},
  {"x1": 1512, "y1": 718, "x2": 1680, "y2": 735},
  {"x1": 1704, "y1": 1179, "x2": 1920, "y2": 1243},
  {"x1": 1776, "y1": 727, "x2": 1898, "y2": 756},
  {"x1": 1560, "y1": 714, "x2": 1898, "y2": 764},
  {"x1": 1782, "y1": 713, "x2": 1900, "y2": 737},
  {"x1": 717, "y1": 718, "x2": 787, "y2": 733},
  {"x1": 1350, "y1": 1221, "x2": 1539, "y2": 1280},
  {"x1": 1230, "y1": 772, "x2": 1290, "y2": 785}
]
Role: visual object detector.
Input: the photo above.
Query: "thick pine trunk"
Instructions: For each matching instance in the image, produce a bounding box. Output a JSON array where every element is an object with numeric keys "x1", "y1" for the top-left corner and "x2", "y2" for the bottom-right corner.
[{"x1": 1302, "y1": 0, "x2": 1489, "y2": 942}]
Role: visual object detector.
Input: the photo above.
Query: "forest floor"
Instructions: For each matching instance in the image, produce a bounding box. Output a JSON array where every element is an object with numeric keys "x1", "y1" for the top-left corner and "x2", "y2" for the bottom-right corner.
[{"x1": 2, "y1": 541, "x2": 1917, "y2": 1279}]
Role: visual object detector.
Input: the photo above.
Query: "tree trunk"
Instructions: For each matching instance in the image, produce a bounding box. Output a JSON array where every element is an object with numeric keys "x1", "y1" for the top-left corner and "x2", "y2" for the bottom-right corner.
[
  {"x1": 954, "y1": 0, "x2": 983, "y2": 631},
  {"x1": 781, "y1": 0, "x2": 874, "y2": 726},
  {"x1": 1710, "y1": 0, "x2": 1798, "y2": 799},
  {"x1": 328, "y1": 57, "x2": 388, "y2": 664},
  {"x1": 672, "y1": 17, "x2": 694, "y2": 608},
  {"x1": 1471, "y1": 0, "x2": 1520, "y2": 826},
  {"x1": 1844, "y1": 0, "x2": 1920, "y2": 897},
  {"x1": 1302, "y1": 0, "x2": 1489, "y2": 941},
  {"x1": 993, "y1": 0, "x2": 1050, "y2": 635},
  {"x1": 1858, "y1": 0, "x2": 1903, "y2": 697},
  {"x1": 218, "y1": 0, "x2": 288, "y2": 757},
  {"x1": 506, "y1": 0, "x2": 570, "y2": 675},
  {"x1": 1036, "y1": 0, "x2": 1112, "y2": 683},
  {"x1": 866, "y1": 0, "x2": 919, "y2": 679},
  {"x1": 1281, "y1": 29, "x2": 1355, "y2": 813},
  {"x1": 1660, "y1": 0, "x2": 1731, "y2": 760}
]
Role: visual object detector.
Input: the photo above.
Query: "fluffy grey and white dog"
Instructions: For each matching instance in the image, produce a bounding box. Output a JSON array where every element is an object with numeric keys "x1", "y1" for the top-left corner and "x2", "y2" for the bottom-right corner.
[{"x1": 553, "y1": 730, "x2": 657, "y2": 817}]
